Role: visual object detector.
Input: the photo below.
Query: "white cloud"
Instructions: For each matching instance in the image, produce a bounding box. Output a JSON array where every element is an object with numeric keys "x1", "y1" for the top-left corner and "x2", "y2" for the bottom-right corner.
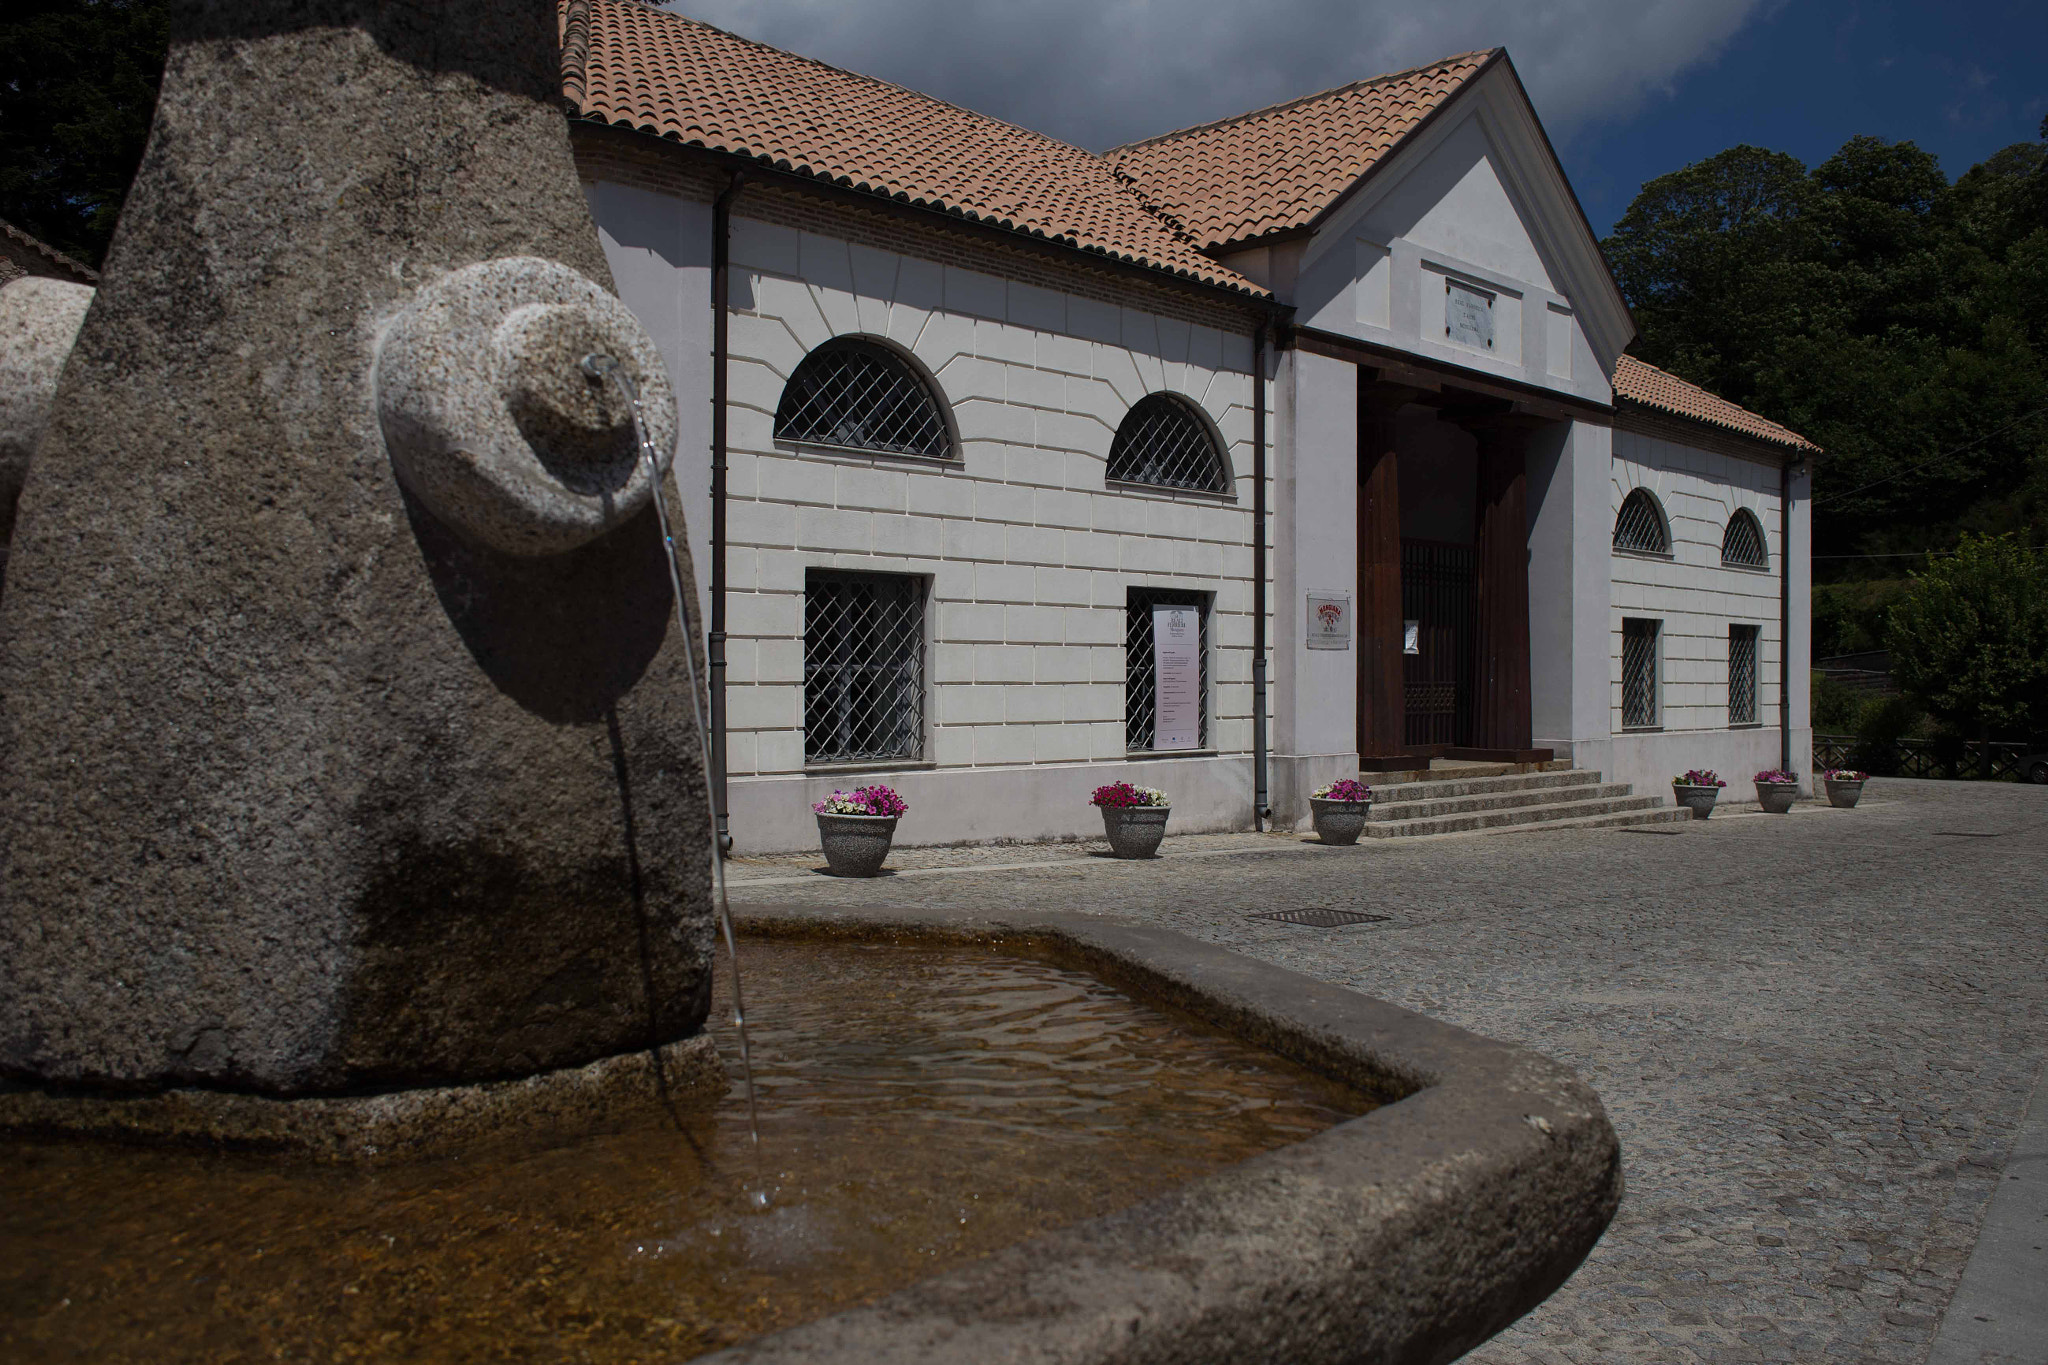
[{"x1": 666, "y1": 0, "x2": 1766, "y2": 151}]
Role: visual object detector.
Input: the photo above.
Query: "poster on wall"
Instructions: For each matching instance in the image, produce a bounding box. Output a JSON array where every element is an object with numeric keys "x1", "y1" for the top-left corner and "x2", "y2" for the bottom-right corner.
[
  {"x1": 1152, "y1": 604, "x2": 1201, "y2": 750},
  {"x1": 1306, "y1": 593, "x2": 1350, "y2": 650}
]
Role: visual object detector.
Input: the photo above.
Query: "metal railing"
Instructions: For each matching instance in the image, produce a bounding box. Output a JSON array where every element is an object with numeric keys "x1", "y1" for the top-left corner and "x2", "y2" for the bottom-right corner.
[
  {"x1": 1813, "y1": 734, "x2": 2034, "y2": 782},
  {"x1": 803, "y1": 571, "x2": 926, "y2": 763},
  {"x1": 774, "y1": 338, "x2": 951, "y2": 459},
  {"x1": 1621, "y1": 618, "x2": 1660, "y2": 728},
  {"x1": 1729, "y1": 624, "x2": 1759, "y2": 725},
  {"x1": 1107, "y1": 394, "x2": 1228, "y2": 494}
]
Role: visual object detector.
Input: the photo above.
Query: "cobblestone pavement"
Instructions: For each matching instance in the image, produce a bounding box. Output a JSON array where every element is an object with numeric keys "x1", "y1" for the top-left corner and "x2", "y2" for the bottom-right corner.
[{"x1": 733, "y1": 779, "x2": 2048, "y2": 1364}]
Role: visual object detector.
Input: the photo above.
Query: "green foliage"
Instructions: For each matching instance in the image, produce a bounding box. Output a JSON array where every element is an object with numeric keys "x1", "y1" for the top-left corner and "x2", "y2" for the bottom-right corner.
[
  {"x1": 0, "y1": 1, "x2": 170, "y2": 268},
  {"x1": 1811, "y1": 578, "x2": 1908, "y2": 657},
  {"x1": 1884, "y1": 534, "x2": 2048, "y2": 740},
  {"x1": 1604, "y1": 130, "x2": 2048, "y2": 567},
  {"x1": 1810, "y1": 671, "x2": 1863, "y2": 732}
]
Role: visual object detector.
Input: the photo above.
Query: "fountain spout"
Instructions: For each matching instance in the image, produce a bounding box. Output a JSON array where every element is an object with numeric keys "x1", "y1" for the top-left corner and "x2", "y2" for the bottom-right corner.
[{"x1": 582, "y1": 350, "x2": 757, "y2": 1144}]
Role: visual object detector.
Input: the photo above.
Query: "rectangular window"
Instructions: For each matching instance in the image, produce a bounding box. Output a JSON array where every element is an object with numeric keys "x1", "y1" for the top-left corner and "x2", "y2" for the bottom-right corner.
[
  {"x1": 1125, "y1": 588, "x2": 1209, "y2": 751},
  {"x1": 803, "y1": 570, "x2": 925, "y2": 764},
  {"x1": 1729, "y1": 624, "x2": 1760, "y2": 726},
  {"x1": 1621, "y1": 618, "x2": 1660, "y2": 730}
]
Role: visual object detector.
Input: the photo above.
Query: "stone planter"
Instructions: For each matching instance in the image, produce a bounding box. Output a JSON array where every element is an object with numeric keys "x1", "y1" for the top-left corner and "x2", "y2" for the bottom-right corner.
[
  {"x1": 1671, "y1": 783, "x2": 1722, "y2": 819},
  {"x1": 1754, "y1": 781, "x2": 1800, "y2": 815},
  {"x1": 1824, "y1": 778, "x2": 1865, "y2": 809},
  {"x1": 816, "y1": 812, "x2": 898, "y2": 876},
  {"x1": 1309, "y1": 797, "x2": 1372, "y2": 845},
  {"x1": 1099, "y1": 804, "x2": 1170, "y2": 859}
]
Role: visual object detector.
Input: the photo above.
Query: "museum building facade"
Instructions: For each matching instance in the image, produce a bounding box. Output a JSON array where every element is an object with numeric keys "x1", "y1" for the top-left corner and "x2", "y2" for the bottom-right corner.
[{"x1": 558, "y1": 0, "x2": 1818, "y2": 850}]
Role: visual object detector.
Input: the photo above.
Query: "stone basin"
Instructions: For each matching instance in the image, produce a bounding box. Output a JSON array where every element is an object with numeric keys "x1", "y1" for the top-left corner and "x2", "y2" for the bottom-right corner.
[{"x1": 1, "y1": 905, "x2": 1618, "y2": 1364}]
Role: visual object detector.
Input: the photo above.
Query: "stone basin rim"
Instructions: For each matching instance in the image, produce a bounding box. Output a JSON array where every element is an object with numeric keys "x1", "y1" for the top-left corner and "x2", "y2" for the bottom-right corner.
[{"x1": 715, "y1": 901, "x2": 1623, "y2": 1365}]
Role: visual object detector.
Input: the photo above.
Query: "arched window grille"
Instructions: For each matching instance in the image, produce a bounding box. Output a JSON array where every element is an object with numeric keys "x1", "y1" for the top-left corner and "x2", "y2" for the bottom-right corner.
[
  {"x1": 774, "y1": 337, "x2": 951, "y2": 459},
  {"x1": 1613, "y1": 489, "x2": 1670, "y2": 554},
  {"x1": 1106, "y1": 394, "x2": 1229, "y2": 494},
  {"x1": 1721, "y1": 510, "x2": 1768, "y2": 568}
]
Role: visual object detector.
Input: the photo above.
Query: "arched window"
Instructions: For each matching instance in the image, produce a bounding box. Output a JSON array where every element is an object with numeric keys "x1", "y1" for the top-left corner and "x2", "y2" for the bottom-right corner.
[
  {"x1": 1613, "y1": 488, "x2": 1670, "y2": 554},
  {"x1": 1721, "y1": 509, "x2": 1768, "y2": 568},
  {"x1": 1106, "y1": 394, "x2": 1230, "y2": 494},
  {"x1": 774, "y1": 337, "x2": 951, "y2": 459}
]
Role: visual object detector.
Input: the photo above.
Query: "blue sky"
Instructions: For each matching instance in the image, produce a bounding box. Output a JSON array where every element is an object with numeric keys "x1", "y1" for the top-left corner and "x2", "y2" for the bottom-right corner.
[
  {"x1": 674, "y1": 0, "x2": 2045, "y2": 239},
  {"x1": 1563, "y1": 0, "x2": 2047, "y2": 233}
]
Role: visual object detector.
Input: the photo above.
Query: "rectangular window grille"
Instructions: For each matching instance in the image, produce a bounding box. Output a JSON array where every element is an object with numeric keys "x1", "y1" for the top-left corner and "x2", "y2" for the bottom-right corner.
[
  {"x1": 1125, "y1": 588, "x2": 1209, "y2": 751},
  {"x1": 1621, "y1": 618, "x2": 1660, "y2": 729},
  {"x1": 1729, "y1": 624, "x2": 1759, "y2": 725},
  {"x1": 803, "y1": 571, "x2": 926, "y2": 764}
]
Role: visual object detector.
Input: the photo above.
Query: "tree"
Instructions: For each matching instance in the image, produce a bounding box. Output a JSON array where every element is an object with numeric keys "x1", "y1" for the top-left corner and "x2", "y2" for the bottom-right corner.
[
  {"x1": 1885, "y1": 534, "x2": 2048, "y2": 741},
  {"x1": 1603, "y1": 130, "x2": 2048, "y2": 566},
  {"x1": 0, "y1": 0, "x2": 170, "y2": 269}
]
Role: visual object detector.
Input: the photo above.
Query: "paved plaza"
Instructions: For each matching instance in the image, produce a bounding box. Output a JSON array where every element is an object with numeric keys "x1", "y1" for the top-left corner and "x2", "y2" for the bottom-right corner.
[{"x1": 734, "y1": 778, "x2": 2048, "y2": 1364}]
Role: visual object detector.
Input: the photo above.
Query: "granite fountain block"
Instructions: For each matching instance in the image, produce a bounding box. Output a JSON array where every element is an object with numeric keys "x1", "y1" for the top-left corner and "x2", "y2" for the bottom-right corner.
[{"x1": 0, "y1": 0, "x2": 717, "y2": 1132}]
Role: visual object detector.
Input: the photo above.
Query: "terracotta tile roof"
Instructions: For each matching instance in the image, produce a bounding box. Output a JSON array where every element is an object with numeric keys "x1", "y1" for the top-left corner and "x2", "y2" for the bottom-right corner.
[
  {"x1": 0, "y1": 220, "x2": 98, "y2": 286},
  {"x1": 1613, "y1": 354, "x2": 1819, "y2": 452},
  {"x1": 560, "y1": 0, "x2": 1265, "y2": 296},
  {"x1": 1105, "y1": 52, "x2": 1496, "y2": 251}
]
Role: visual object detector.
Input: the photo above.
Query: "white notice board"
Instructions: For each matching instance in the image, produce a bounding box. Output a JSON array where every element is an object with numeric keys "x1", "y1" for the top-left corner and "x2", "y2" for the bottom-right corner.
[{"x1": 1151, "y1": 604, "x2": 1201, "y2": 750}]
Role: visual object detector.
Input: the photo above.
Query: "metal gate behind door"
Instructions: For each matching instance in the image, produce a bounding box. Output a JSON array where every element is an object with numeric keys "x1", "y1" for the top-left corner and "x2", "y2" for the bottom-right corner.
[{"x1": 1401, "y1": 540, "x2": 1475, "y2": 747}]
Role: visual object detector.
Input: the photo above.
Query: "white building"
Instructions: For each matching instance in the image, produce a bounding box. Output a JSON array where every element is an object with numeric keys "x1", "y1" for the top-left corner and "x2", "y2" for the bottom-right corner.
[{"x1": 560, "y1": 0, "x2": 1817, "y2": 851}]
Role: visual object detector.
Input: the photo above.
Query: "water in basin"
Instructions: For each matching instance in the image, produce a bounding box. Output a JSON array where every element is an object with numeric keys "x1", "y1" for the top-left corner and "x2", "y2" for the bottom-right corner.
[{"x1": 1, "y1": 938, "x2": 1369, "y2": 1362}]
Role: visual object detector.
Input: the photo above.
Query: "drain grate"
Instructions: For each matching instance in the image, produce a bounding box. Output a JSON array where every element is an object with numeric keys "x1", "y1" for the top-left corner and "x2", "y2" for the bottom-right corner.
[{"x1": 1249, "y1": 908, "x2": 1391, "y2": 928}]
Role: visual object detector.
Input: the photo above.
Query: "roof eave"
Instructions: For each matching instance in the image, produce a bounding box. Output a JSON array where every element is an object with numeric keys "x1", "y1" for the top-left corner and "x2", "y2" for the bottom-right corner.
[{"x1": 570, "y1": 117, "x2": 1280, "y2": 308}]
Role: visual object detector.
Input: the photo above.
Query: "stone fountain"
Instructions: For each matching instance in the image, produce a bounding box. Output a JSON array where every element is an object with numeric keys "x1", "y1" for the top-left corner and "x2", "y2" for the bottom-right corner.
[
  {"x1": 0, "y1": 0, "x2": 719, "y2": 1151},
  {"x1": 0, "y1": 3, "x2": 1622, "y2": 1360}
]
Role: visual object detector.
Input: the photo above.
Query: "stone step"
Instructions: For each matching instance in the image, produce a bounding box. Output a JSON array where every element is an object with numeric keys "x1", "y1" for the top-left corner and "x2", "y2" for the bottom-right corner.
[
  {"x1": 1360, "y1": 759, "x2": 1574, "y2": 787},
  {"x1": 1474, "y1": 804, "x2": 1694, "y2": 836},
  {"x1": 1369, "y1": 781, "x2": 1635, "y2": 822},
  {"x1": 1361, "y1": 792, "x2": 1673, "y2": 838},
  {"x1": 1366, "y1": 767, "x2": 1608, "y2": 805}
]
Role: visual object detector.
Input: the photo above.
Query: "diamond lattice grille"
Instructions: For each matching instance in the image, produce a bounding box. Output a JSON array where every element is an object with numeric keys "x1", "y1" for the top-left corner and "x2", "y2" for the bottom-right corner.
[
  {"x1": 1614, "y1": 489, "x2": 1670, "y2": 554},
  {"x1": 1729, "y1": 624, "x2": 1759, "y2": 725},
  {"x1": 804, "y1": 571, "x2": 926, "y2": 763},
  {"x1": 1722, "y1": 511, "x2": 1768, "y2": 567},
  {"x1": 1622, "y1": 618, "x2": 1660, "y2": 729},
  {"x1": 775, "y1": 339, "x2": 950, "y2": 459},
  {"x1": 1107, "y1": 395, "x2": 1228, "y2": 494},
  {"x1": 1125, "y1": 588, "x2": 1209, "y2": 750}
]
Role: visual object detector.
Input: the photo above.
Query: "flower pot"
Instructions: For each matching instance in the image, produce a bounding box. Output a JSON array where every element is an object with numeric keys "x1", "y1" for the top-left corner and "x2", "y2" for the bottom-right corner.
[
  {"x1": 1309, "y1": 797, "x2": 1371, "y2": 845},
  {"x1": 816, "y1": 812, "x2": 898, "y2": 876},
  {"x1": 1099, "y1": 804, "x2": 1170, "y2": 859},
  {"x1": 1671, "y1": 784, "x2": 1721, "y2": 819},
  {"x1": 1823, "y1": 778, "x2": 1865, "y2": 809},
  {"x1": 1753, "y1": 781, "x2": 1800, "y2": 815}
]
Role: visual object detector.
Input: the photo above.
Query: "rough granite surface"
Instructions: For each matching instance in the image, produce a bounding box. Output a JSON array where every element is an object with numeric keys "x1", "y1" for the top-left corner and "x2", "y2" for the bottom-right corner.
[
  {"x1": 0, "y1": 1, "x2": 715, "y2": 1098},
  {"x1": 0, "y1": 275, "x2": 93, "y2": 589},
  {"x1": 728, "y1": 779, "x2": 2048, "y2": 1364}
]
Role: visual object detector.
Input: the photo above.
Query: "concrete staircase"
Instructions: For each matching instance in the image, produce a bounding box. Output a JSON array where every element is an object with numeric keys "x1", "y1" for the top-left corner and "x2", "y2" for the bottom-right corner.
[{"x1": 1361, "y1": 762, "x2": 1689, "y2": 838}]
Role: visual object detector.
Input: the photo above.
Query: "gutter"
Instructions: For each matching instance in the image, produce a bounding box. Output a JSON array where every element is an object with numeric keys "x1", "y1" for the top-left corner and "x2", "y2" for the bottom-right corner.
[
  {"x1": 710, "y1": 170, "x2": 746, "y2": 852},
  {"x1": 1251, "y1": 324, "x2": 1270, "y2": 829}
]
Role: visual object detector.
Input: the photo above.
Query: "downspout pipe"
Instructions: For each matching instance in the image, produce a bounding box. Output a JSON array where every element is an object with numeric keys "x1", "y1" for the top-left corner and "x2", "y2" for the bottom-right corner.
[
  {"x1": 1779, "y1": 452, "x2": 1794, "y2": 778},
  {"x1": 1251, "y1": 323, "x2": 1270, "y2": 829},
  {"x1": 710, "y1": 170, "x2": 746, "y2": 852}
]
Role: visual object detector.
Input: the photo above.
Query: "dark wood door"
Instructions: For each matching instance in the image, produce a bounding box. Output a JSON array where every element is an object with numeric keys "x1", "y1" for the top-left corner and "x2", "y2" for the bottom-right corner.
[{"x1": 1401, "y1": 539, "x2": 1475, "y2": 748}]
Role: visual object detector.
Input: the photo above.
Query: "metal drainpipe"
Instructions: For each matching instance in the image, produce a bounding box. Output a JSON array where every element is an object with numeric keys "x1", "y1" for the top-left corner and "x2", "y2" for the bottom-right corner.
[
  {"x1": 1251, "y1": 324, "x2": 1270, "y2": 829},
  {"x1": 710, "y1": 170, "x2": 745, "y2": 853},
  {"x1": 1779, "y1": 453, "x2": 1794, "y2": 777}
]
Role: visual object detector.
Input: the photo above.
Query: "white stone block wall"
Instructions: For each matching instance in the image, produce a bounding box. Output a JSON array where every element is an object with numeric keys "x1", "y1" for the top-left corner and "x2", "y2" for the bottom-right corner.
[
  {"x1": 722, "y1": 216, "x2": 1262, "y2": 850},
  {"x1": 1608, "y1": 425, "x2": 1790, "y2": 797}
]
